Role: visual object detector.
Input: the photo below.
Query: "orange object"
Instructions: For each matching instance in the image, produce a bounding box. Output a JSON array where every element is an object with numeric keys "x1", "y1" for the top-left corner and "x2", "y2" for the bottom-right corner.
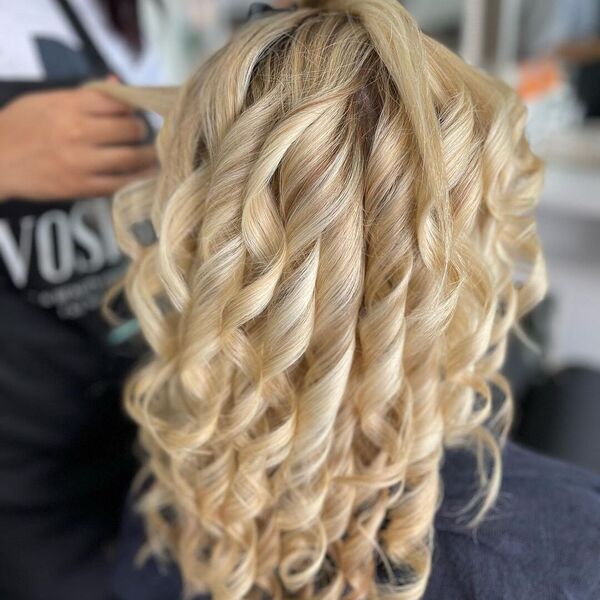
[{"x1": 517, "y1": 57, "x2": 563, "y2": 101}]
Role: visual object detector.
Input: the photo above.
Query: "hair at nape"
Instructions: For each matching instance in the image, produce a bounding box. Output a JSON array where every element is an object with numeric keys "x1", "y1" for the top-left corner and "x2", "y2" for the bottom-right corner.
[{"x1": 93, "y1": 0, "x2": 546, "y2": 598}]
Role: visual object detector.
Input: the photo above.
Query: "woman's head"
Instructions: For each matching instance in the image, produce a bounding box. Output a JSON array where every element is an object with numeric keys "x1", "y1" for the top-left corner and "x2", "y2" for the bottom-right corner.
[{"x1": 103, "y1": 0, "x2": 546, "y2": 597}]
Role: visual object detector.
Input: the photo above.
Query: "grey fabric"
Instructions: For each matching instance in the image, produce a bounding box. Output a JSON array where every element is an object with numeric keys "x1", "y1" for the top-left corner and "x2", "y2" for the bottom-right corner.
[{"x1": 424, "y1": 442, "x2": 600, "y2": 599}]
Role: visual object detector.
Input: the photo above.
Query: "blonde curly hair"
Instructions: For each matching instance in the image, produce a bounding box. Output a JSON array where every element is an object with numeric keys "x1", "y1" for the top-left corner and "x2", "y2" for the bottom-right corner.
[{"x1": 97, "y1": 0, "x2": 546, "y2": 598}]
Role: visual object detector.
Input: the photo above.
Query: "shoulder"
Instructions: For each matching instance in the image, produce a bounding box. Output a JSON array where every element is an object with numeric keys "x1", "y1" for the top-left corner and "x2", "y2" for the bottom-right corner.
[
  {"x1": 112, "y1": 496, "x2": 186, "y2": 600},
  {"x1": 424, "y1": 442, "x2": 600, "y2": 600},
  {"x1": 112, "y1": 443, "x2": 600, "y2": 600}
]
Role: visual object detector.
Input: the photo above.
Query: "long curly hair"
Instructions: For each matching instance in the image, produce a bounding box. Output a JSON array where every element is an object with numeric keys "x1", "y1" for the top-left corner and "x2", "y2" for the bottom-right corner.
[{"x1": 97, "y1": 0, "x2": 546, "y2": 598}]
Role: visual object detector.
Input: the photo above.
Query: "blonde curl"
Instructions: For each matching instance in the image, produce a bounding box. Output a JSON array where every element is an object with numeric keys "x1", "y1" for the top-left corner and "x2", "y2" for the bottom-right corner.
[{"x1": 99, "y1": 0, "x2": 546, "y2": 598}]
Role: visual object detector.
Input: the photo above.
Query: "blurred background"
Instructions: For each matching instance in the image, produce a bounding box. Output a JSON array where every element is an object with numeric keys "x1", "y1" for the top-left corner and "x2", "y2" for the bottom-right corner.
[{"x1": 141, "y1": 0, "x2": 600, "y2": 473}]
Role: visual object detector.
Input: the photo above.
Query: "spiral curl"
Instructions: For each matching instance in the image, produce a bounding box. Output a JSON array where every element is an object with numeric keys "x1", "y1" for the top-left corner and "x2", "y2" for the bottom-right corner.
[{"x1": 107, "y1": 1, "x2": 546, "y2": 598}]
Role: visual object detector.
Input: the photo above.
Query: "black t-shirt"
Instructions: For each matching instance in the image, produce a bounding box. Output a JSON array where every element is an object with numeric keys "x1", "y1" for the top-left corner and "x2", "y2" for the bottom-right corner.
[
  {"x1": 112, "y1": 442, "x2": 600, "y2": 600},
  {"x1": 0, "y1": 2, "x2": 142, "y2": 599}
]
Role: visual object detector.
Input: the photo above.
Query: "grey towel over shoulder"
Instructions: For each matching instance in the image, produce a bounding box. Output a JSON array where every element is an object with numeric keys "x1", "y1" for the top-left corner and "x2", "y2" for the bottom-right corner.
[
  {"x1": 112, "y1": 442, "x2": 600, "y2": 600},
  {"x1": 424, "y1": 442, "x2": 600, "y2": 599}
]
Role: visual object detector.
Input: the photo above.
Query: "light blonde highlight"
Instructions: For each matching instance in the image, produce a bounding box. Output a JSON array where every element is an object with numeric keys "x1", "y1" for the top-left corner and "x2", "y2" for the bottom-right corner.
[{"x1": 104, "y1": 1, "x2": 546, "y2": 598}]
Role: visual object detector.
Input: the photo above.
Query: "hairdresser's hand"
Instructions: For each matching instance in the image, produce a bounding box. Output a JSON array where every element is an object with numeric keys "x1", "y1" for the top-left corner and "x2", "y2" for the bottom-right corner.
[{"x1": 0, "y1": 86, "x2": 157, "y2": 202}]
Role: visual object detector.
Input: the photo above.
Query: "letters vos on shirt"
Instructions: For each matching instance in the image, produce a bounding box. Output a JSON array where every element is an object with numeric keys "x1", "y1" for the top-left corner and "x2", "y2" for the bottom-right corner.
[{"x1": 0, "y1": 197, "x2": 121, "y2": 289}]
